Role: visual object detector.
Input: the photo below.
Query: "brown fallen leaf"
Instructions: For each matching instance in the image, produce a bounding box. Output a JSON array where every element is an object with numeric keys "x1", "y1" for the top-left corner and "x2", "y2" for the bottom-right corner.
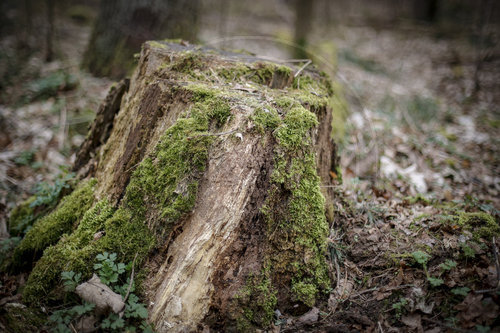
[
  {"x1": 401, "y1": 313, "x2": 423, "y2": 332},
  {"x1": 75, "y1": 274, "x2": 125, "y2": 315}
]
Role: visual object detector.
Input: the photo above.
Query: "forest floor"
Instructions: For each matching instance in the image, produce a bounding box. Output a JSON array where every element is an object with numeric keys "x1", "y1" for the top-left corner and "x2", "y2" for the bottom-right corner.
[{"x1": 0, "y1": 2, "x2": 499, "y2": 332}]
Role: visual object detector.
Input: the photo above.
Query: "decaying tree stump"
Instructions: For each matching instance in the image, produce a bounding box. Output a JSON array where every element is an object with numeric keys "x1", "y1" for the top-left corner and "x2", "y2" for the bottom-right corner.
[{"x1": 13, "y1": 41, "x2": 347, "y2": 332}]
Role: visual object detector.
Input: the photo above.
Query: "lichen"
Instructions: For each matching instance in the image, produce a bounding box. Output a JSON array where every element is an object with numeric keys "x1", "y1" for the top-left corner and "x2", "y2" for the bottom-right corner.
[{"x1": 12, "y1": 180, "x2": 96, "y2": 269}]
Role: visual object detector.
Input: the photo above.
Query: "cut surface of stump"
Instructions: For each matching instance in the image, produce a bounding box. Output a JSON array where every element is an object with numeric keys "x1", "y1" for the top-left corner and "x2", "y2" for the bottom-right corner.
[{"x1": 14, "y1": 41, "x2": 347, "y2": 332}]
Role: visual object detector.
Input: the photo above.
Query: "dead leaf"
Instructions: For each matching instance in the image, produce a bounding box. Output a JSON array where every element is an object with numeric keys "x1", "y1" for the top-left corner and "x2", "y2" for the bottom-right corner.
[
  {"x1": 401, "y1": 313, "x2": 422, "y2": 331},
  {"x1": 297, "y1": 307, "x2": 319, "y2": 325}
]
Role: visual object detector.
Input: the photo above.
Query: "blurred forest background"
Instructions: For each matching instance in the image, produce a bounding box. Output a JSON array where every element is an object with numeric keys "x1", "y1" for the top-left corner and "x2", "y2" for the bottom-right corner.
[{"x1": 1, "y1": 0, "x2": 500, "y2": 331}]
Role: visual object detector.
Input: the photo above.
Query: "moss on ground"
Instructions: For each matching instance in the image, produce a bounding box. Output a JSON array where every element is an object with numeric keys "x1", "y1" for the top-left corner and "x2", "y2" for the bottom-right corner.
[
  {"x1": 456, "y1": 211, "x2": 499, "y2": 241},
  {"x1": 0, "y1": 305, "x2": 46, "y2": 332},
  {"x1": 7, "y1": 196, "x2": 35, "y2": 236},
  {"x1": 12, "y1": 180, "x2": 96, "y2": 269}
]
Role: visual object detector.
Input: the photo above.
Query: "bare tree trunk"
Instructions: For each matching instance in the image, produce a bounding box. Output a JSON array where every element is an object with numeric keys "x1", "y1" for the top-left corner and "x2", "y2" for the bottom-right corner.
[
  {"x1": 413, "y1": 0, "x2": 439, "y2": 22},
  {"x1": 82, "y1": 0, "x2": 200, "y2": 79},
  {"x1": 44, "y1": 0, "x2": 54, "y2": 62}
]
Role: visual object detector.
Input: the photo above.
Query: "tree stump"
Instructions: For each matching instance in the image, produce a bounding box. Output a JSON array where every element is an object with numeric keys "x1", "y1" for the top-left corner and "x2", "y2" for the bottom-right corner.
[{"x1": 16, "y1": 41, "x2": 346, "y2": 332}]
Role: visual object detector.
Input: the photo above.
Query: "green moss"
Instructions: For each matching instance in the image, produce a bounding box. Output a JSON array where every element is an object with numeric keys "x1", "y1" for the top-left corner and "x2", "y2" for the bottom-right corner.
[
  {"x1": 291, "y1": 281, "x2": 317, "y2": 307},
  {"x1": 0, "y1": 305, "x2": 46, "y2": 332},
  {"x1": 291, "y1": 75, "x2": 330, "y2": 109},
  {"x1": 457, "y1": 212, "x2": 499, "y2": 241},
  {"x1": 255, "y1": 90, "x2": 330, "y2": 308},
  {"x1": 22, "y1": 200, "x2": 155, "y2": 304},
  {"x1": 21, "y1": 82, "x2": 232, "y2": 306},
  {"x1": 251, "y1": 107, "x2": 281, "y2": 133},
  {"x1": 8, "y1": 196, "x2": 35, "y2": 236},
  {"x1": 234, "y1": 269, "x2": 277, "y2": 330},
  {"x1": 217, "y1": 63, "x2": 253, "y2": 82},
  {"x1": 125, "y1": 87, "x2": 230, "y2": 240},
  {"x1": 275, "y1": 105, "x2": 318, "y2": 149},
  {"x1": 148, "y1": 40, "x2": 169, "y2": 50},
  {"x1": 170, "y1": 51, "x2": 204, "y2": 74},
  {"x1": 275, "y1": 65, "x2": 292, "y2": 77},
  {"x1": 13, "y1": 180, "x2": 96, "y2": 268},
  {"x1": 275, "y1": 96, "x2": 297, "y2": 110}
]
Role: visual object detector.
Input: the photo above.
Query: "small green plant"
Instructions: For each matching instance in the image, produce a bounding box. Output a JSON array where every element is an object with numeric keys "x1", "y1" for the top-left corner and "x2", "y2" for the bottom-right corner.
[
  {"x1": 411, "y1": 251, "x2": 443, "y2": 287},
  {"x1": 30, "y1": 173, "x2": 74, "y2": 209},
  {"x1": 24, "y1": 70, "x2": 78, "y2": 102},
  {"x1": 439, "y1": 259, "x2": 457, "y2": 271},
  {"x1": 49, "y1": 302, "x2": 95, "y2": 333},
  {"x1": 61, "y1": 271, "x2": 82, "y2": 292},
  {"x1": 93, "y1": 252, "x2": 126, "y2": 285},
  {"x1": 427, "y1": 276, "x2": 444, "y2": 287},
  {"x1": 14, "y1": 150, "x2": 35, "y2": 166},
  {"x1": 476, "y1": 325, "x2": 491, "y2": 333},
  {"x1": 451, "y1": 286, "x2": 470, "y2": 297},
  {"x1": 461, "y1": 243, "x2": 476, "y2": 258},
  {"x1": 0, "y1": 237, "x2": 21, "y2": 266},
  {"x1": 54, "y1": 252, "x2": 153, "y2": 332},
  {"x1": 411, "y1": 251, "x2": 430, "y2": 265},
  {"x1": 392, "y1": 297, "x2": 408, "y2": 318}
]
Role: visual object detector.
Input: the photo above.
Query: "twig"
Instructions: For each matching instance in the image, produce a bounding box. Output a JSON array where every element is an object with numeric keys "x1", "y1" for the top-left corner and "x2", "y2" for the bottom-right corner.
[
  {"x1": 350, "y1": 284, "x2": 415, "y2": 299},
  {"x1": 123, "y1": 253, "x2": 138, "y2": 303},
  {"x1": 58, "y1": 102, "x2": 67, "y2": 151},
  {"x1": 69, "y1": 322, "x2": 78, "y2": 333},
  {"x1": 377, "y1": 321, "x2": 384, "y2": 333},
  {"x1": 294, "y1": 59, "x2": 312, "y2": 78}
]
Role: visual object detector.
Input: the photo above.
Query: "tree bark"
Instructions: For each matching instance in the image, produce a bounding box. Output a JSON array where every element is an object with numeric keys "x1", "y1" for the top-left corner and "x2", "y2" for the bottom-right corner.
[
  {"x1": 20, "y1": 41, "x2": 345, "y2": 332},
  {"x1": 81, "y1": 0, "x2": 199, "y2": 79}
]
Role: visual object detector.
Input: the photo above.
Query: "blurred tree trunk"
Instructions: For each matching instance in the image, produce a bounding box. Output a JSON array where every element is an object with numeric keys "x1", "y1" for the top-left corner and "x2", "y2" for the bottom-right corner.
[
  {"x1": 293, "y1": 0, "x2": 314, "y2": 59},
  {"x1": 413, "y1": 0, "x2": 439, "y2": 22},
  {"x1": 82, "y1": 0, "x2": 199, "y2": 79},
  {"x1": 45, "y1": 0, "x2": 54, "y2": 62}
]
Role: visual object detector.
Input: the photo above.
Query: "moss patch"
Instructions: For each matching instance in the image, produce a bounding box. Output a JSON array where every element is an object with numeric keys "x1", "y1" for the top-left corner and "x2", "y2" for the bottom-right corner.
[
  {"x1": 7, "y1": 196, "x2": 36, "y2": 237},
  {"x1": 22, "y1": 200, "x2": 155, "y2": 304},
  {"x1": 233, "y1": 269, "x2": 278, "y2": 331},
  {"x1": 0, "y1": 305, "x2": 46, "y2": 332},
  {"x1": 456, "y1": 212, "x2": 499, "y2": 241},
  {"x1": 125, "y1": 84, "x2": 231, "y2": 241},
  {"x1": 12, "y1": 180, "x2": 96, "y2": 269}
]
